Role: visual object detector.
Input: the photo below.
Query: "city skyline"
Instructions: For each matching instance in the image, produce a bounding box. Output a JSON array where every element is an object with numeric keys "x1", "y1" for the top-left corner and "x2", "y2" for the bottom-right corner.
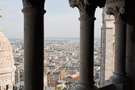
[{"x1": 0, "y1": 0, "x2": 102, "y2": 39}]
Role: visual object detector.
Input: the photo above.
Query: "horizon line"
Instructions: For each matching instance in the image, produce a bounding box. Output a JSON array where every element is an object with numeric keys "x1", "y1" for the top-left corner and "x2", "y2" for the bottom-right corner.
[{"x1": 7, "y1": 37, "x2": 101, "y2": 39}]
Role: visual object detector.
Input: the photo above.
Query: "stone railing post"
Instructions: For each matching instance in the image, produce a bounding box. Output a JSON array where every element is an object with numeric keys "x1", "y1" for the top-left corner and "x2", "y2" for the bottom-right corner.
[
  {"x1": 106, "y1": 0, "x2": 128, "y2": 87},
  {"x1": 22, "y1": 0, "x2": 46, "y2": 90},
  {"x1": 69, "y1": 0, "x2": 105, "y2": 89}
]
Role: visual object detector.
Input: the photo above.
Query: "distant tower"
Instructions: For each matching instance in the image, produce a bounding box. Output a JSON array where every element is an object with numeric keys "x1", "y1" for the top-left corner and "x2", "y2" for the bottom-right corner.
[
  {"x1": 0, "y1": 8, "x2": 16, "y2": 90},
  {"x1": 0, "y1": 8, "x2": 2, "y2": 18}
]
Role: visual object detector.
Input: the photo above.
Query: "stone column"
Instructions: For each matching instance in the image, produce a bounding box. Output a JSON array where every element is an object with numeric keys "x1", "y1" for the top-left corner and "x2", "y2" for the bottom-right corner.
[
  {"x1": 79, "y1": 15, "x2": 96, "y2": 90},
  {"x1": 22, "y1": 0, "x2": 46, "y2": 90},
  {"x1": 69, "y1": 0, "x2": 97, "y2": 90},
  {"x1": 107, "y1": 6, "x2": 128, "y2": 84},
  {"x1": 126, "y1": 24, "x2": 135, "y2": 90}
]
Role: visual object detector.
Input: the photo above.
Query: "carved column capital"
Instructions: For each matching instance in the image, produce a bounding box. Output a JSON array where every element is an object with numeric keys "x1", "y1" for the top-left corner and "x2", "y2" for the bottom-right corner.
[
  {"x1": 106, "y1": 6, "x2": 125, "y2": 22},
  {"x1": 22, "y1": 0, "x2": 46, "y2": 13},
  {"x1": 69, "y1": 0, "x2": 98, "y2": 17}
]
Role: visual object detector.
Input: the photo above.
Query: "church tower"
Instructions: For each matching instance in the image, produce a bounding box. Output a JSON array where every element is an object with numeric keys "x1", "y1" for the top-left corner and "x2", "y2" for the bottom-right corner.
[{"x1": 100, "y1": 7, "x2": 115, "y2": 87}]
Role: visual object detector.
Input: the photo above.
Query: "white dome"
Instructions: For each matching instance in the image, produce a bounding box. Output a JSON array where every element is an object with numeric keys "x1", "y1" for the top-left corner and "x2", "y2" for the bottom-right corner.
[
  {"x1": 0, "y1": 28, "x2": 16, "y2": 89},
  {"x1": 0, "y1": 29, "x2": 13, "y2": 67},
  {"x1": 0, "y1": 29, "x2": 11, "y2": 51}
]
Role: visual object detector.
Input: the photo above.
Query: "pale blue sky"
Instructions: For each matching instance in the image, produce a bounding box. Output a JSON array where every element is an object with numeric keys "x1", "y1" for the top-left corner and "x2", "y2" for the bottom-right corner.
[{"x1": 0, "y1": 0, "x2": 103, "y2": 39}]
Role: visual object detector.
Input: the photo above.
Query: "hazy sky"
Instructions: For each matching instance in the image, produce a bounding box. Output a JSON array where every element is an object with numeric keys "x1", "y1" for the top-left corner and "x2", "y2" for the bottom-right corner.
[{"x1": 0, "y1": 0, "x2": 103, "y2": 39}]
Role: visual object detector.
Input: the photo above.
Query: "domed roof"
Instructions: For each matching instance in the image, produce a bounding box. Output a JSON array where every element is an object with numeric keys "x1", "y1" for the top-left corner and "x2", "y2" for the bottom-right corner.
[
  {"x1": 0, "y1": 28, "x2": 13, "y2": 68},
  {"x1": 0, "y1": 28, "x2": 12, "y2": 51},
  {"x1": 0, "y1": 28, "x2": 16, "y2": 88}
]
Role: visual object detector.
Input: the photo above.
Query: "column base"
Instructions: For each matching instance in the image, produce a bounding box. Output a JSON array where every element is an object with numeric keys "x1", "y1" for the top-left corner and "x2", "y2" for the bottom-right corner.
[
  {"x1": 113, "y1": 83, "x2": 130, "y2": 90},
  {"x1": 109, "y1": 74, "x2": 128, "y2": 84},
  {"x1": 109, "y1": 74, "x2": 129, "y2": 90},
  {"x1": 73, "y1": 84, "x2": 98, "y2": 90}
]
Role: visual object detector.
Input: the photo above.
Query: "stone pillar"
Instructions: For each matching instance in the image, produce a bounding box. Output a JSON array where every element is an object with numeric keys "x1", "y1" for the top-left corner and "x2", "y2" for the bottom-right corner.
[
  {"x1": 69, "y1": 0, "x2": 98, "y2": 90},
  {"x1": 126, "y1": 24, "x2": 135, "y2": 90},
  {"x1": 79, "y1": 15, "x2": 96, "y2": 90},
  {"x1": 107, "y1": 6, "x2": 128, "y2": 84},
  {"x1": 22, "y1": 0, "x2": 46, "y2": 90}
]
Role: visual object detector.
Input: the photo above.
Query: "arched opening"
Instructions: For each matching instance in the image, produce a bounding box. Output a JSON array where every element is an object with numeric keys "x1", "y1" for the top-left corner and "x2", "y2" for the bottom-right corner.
[
  {"x1": 1, "y1": 0, "x2": 135, "y2": 90},
  {"x1": 0, "y1": 0, "x2": 104, "y2": 89}
]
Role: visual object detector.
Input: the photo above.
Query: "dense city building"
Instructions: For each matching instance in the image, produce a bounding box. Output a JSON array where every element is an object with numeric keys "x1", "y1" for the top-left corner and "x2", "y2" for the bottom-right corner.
[{"x1": 10, "y1": 38, "x2": 101, "y2": 90}]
